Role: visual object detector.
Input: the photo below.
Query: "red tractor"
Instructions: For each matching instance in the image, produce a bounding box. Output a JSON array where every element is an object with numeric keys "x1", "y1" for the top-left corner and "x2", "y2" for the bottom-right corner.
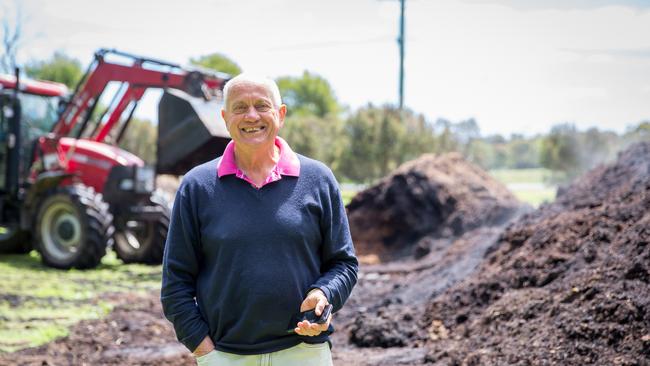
[{"x1": 0, "y1": 49, "x2": 231, "y2": 269}]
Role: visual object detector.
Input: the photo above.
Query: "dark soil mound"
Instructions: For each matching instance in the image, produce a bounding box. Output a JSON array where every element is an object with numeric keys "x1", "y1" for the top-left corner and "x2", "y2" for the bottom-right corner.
[
  {"x1": 422, "y1": 142, "x2": 650, "y2": 365},
  {"x1": 347, "y1": 153, "x2": 520, "y2": 262}
]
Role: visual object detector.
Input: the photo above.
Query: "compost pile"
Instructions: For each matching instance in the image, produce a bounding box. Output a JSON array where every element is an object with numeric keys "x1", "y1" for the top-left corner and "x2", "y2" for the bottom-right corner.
[
  {"x1": 347, "y1": 153, "x2": 521, "y2": 262},
  {"x1": 421, "y1": 142, "x2": 650, "y2": 365},
  {"x1": 333, "y1": 153, "x2": 528, "y2": 365}
]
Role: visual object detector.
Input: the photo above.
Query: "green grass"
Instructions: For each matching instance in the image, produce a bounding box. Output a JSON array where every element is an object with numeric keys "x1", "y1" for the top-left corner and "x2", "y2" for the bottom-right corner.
[
  {"x1": 509, "y1": 187, "x2": 557, "y2": 207},
  {"x1": 488, "y1": 168, "x2": 553, "y2": 184},
  {"x1": 489, "y1": 168, "x2": 557, "y2": 207},
  {"x1": 341, "y1": 190, "x2": 357, "y2": 206},
  {"x1": 0, "y1": 251, "x2": 162, "y2": 353}
]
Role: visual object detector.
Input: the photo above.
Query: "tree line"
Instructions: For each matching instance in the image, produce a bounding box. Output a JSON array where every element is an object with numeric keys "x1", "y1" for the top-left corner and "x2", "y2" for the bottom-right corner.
[{"x1": 21, "y1": 52, "x2": 650, "y2": 184}]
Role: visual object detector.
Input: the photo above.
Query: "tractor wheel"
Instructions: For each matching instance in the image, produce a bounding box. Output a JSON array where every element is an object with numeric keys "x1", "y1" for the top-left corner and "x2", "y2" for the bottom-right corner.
[
  {"x1": 113, "y1": 193, "x2": 170, "y2": 264},
  {"x1": 35, "y1": 185, "x2": 112, "y2": 269},
  {"x1": 0, "y1": 225, "x2": 32, "y2": 254}
]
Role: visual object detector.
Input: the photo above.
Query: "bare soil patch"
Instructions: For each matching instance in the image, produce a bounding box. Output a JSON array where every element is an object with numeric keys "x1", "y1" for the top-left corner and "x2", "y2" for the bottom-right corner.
[{"x1": 0, "y1": 292, "x2": 193, "y2": 366}]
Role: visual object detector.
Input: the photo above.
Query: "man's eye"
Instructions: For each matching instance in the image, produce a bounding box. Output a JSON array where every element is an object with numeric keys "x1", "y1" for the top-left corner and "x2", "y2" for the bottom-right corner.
[
  {"x1": 256, "y1": 105, "x2": 271, "y2": 112},
  {"x1": 233, "y1": 106, "x2": 247, "y2": 113}
]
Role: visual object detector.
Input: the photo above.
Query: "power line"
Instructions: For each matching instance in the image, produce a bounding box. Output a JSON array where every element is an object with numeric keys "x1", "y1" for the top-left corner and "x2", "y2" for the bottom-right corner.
[{"x1": 266, "y1": 35, "x2": 393, "y2": 52}]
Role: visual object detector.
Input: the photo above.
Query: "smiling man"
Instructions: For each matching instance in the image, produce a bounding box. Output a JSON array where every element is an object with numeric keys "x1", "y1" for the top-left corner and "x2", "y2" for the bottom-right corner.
[{"x1": 161, "y1": 74, "x2": 358, "y2": 366}]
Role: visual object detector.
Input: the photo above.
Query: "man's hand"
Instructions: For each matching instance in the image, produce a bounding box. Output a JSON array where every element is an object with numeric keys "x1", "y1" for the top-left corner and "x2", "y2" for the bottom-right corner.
[
  {"x1": 193, "y1": 336, "x2": 215, "y2": 357},
  {"x1": 295, "y1": 288, "x2": 332, "y2": 336}
]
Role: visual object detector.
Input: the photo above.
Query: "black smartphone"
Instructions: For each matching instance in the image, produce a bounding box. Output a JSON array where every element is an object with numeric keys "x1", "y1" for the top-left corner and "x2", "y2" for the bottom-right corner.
[
  {"x1": 299, "y1": 304, "x2": 333, "y2": 324},
  {"x1": 287, "y1": 304, "x2": 334, "y2": 333}
]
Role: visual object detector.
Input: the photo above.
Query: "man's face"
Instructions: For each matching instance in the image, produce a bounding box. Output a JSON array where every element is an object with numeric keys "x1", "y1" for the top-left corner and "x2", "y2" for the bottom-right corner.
[{"x1": 221, "y1": 82, "x2": 286, "y2": 148}]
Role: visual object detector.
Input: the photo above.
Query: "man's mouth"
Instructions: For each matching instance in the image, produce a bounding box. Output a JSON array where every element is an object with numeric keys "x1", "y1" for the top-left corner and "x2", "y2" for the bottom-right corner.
[{"x1": 241, "y1": 126, "x2": 265, "y2": 133}]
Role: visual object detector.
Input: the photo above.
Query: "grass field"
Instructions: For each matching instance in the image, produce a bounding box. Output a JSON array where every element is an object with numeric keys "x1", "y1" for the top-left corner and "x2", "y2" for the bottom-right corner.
[
  {"x1": 341, "y1": 190, "x2": 357, "y2": 206},
  {"x1": 508, "y1": 187, "x2": 557, "y2": 207},
  {"x1": 0, "y1": 251, "x2": 162, "y2": 353},
  {"x1": 489, "y1": 168, "x2": 557, "y2": 207},
  {"x1": 488, "y1": 168, "x2": 553, "y2": 184}
]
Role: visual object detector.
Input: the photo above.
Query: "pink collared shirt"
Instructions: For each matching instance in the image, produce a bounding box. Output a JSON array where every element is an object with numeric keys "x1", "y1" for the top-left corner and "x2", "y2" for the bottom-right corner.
[{"x1": 217, "y1": 137, "x2": 301, "y2": 188}]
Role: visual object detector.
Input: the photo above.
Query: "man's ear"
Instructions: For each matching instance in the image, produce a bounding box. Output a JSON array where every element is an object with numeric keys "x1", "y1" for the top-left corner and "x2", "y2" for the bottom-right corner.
[
  {"x1": 221, "y1": 109, "x2": 227, "y2": 122},
  {"x1": 278, "y1": 104, "x2": 287, "y2": 128}
]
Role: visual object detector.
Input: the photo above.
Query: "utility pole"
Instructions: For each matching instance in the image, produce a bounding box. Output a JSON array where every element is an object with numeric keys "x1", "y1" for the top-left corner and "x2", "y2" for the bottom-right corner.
[
  {"x1": 380, "y1": 0, "x2": 407, "y2": 110},
  {"x1": 398, "y1": 0, "x2": 405, "y2": 110}
]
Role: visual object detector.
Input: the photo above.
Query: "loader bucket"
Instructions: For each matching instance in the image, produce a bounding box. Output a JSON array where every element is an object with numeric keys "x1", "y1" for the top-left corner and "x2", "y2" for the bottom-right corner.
[{"x1": 157, "y1": 89, "x2": 231, "y2": 175}]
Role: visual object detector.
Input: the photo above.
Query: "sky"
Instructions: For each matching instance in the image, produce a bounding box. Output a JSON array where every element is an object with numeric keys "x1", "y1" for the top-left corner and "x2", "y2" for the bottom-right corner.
[{"x1": 2, "y1": 0, "x2": 650, "y2": 137}]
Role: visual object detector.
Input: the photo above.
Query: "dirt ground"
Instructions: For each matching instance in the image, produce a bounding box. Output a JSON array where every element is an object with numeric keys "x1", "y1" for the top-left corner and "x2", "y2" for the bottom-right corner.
[
  {"x1": 0, "y1": 292, "x2": 194, "y2": 366},
  {"x1": 2, "y1": 144, "x2": 649, "y2": 365}
]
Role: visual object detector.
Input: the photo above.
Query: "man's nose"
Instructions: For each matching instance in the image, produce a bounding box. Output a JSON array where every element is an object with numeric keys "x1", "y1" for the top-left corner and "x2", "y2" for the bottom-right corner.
[{"x1": 243, "y1": 106, "x2": 259, "y2": 120}]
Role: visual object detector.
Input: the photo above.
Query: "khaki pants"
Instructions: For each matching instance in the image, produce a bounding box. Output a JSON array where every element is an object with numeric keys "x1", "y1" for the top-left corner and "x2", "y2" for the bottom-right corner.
[{"x1": 195, "y1": 342, "x2": 333, "y2": 366}]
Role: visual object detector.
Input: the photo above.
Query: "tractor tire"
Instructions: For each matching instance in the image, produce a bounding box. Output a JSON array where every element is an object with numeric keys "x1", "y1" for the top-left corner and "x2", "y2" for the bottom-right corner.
[
  {"x1": 35, "y1": 184, "x2": 112, "y2": 269},
  {"x1": 113, "y1": 192, "x2": 170, "y2": 265},
  {"x1": 0, "y1": 225, "x2": 32, "y2": 254}
]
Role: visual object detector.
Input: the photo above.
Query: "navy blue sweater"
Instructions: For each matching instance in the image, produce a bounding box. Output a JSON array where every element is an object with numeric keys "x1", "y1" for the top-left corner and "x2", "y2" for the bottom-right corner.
[{"x1": 161, "y1": 155, "x2": 358, "y2": 355}]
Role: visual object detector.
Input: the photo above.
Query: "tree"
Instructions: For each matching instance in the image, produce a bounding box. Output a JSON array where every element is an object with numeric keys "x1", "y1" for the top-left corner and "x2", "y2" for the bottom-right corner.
[
  {"x1": 276, "y1": 71, "x2": 340, "y2": 118},
  {"x1": 0, "y1": 1, "x2": 24, "y2": 73},
  {"x1": 398, "y1": 111, "x2": 437, "y2": 166},
  {"x1": 338, "y1": 105, "x2": 383, "y2": 181},
  {"x1": 338, "y1": 104, "x2": 436, "y2": 182},
  {"x1": 578, "y1": 127, "x2": 615, "y2": 171},
  {"x1": 466, "y1": 139, "x2": 496, "y2": 169},
  {"x1": 190, "y1": 53, "x2": 241, "y2": 75},
  {"x1": 623, "y1": 121, "x2": 650, "y2": 145},
  {"x1": 631, "y1": 121, "x2": 650, "y2": 134},
  {"x1": 507, "y1": 135, "x2": 541, "y2": 169},
  {"x1": 434, "y1": 119, "x2": 460, "y2": 154},
  {"x1": 280, "y1": 114, "x2": 345, "y2": 173},
  {"x1": 451, "y1": 118, "x2": 480, "y2": 145},
  {"x1": 540, "y1": 123, "x2": 580, "y2": 180},
  {"x1": 25, "y1": 51, "x2": 83, "y2": 88}
]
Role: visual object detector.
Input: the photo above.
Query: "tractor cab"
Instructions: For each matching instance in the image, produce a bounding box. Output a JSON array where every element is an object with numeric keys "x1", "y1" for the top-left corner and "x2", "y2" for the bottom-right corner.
[
  {"x1": 0, "y1": 74, "x2": 67, "y2": 190},
  {"x1": 0, "y1": 74, "x2": 68, "y2": 253}
]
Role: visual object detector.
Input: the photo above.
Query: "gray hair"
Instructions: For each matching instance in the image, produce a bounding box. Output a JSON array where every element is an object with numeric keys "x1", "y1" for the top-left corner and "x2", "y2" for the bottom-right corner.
[{"x1": 222, "y1": 73, "x2": 282, "y2": 109}]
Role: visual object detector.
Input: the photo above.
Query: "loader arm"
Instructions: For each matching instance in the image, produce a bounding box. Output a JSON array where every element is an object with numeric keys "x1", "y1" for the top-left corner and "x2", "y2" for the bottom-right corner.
[{"x1": 53, "y1": 49, "x2": 229, "y2": 142}]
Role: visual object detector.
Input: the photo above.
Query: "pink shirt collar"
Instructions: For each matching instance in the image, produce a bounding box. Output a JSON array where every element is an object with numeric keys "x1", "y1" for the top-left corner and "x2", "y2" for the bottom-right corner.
[{"x1": 217, "y1": 137, "x2": 300, "y2": 187}]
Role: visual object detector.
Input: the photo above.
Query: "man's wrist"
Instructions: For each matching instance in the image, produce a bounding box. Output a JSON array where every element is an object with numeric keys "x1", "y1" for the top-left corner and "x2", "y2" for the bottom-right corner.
[
  {"x1": 307, "y1": 288, "x2": 326, "y2": 298},
  {"x1": 193, "y1": 346, "x2": 214, "y2": 357},
  {"x1": 193, "y1": 336, "x2": 215, "y2": 357}
]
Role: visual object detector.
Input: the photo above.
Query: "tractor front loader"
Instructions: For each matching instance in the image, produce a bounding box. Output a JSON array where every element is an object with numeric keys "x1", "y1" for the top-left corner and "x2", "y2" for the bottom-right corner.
[{"x1": 0, "y1": 49, "x2": 231, "y2": 269}]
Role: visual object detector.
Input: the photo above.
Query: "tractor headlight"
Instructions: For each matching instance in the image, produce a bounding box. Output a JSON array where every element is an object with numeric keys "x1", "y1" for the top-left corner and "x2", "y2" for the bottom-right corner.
[
  {"x1": 134, "y1": 166, "x2": 155, "y2": 193},
  {"x1": 119, "y1": 178, "x2": 134, "y2": 190},
  {"x1": 43, "y1": 153, "x2": 59, "y2": 170}
]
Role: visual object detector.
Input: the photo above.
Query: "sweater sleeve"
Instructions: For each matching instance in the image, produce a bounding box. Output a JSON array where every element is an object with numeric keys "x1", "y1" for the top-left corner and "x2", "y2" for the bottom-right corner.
[
  {"x1": 160, "y1": 186, "x2": 210, "y2": 352},
  {"x1": 310, "y1": 169, "x2": 359, "y2": 312}
]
